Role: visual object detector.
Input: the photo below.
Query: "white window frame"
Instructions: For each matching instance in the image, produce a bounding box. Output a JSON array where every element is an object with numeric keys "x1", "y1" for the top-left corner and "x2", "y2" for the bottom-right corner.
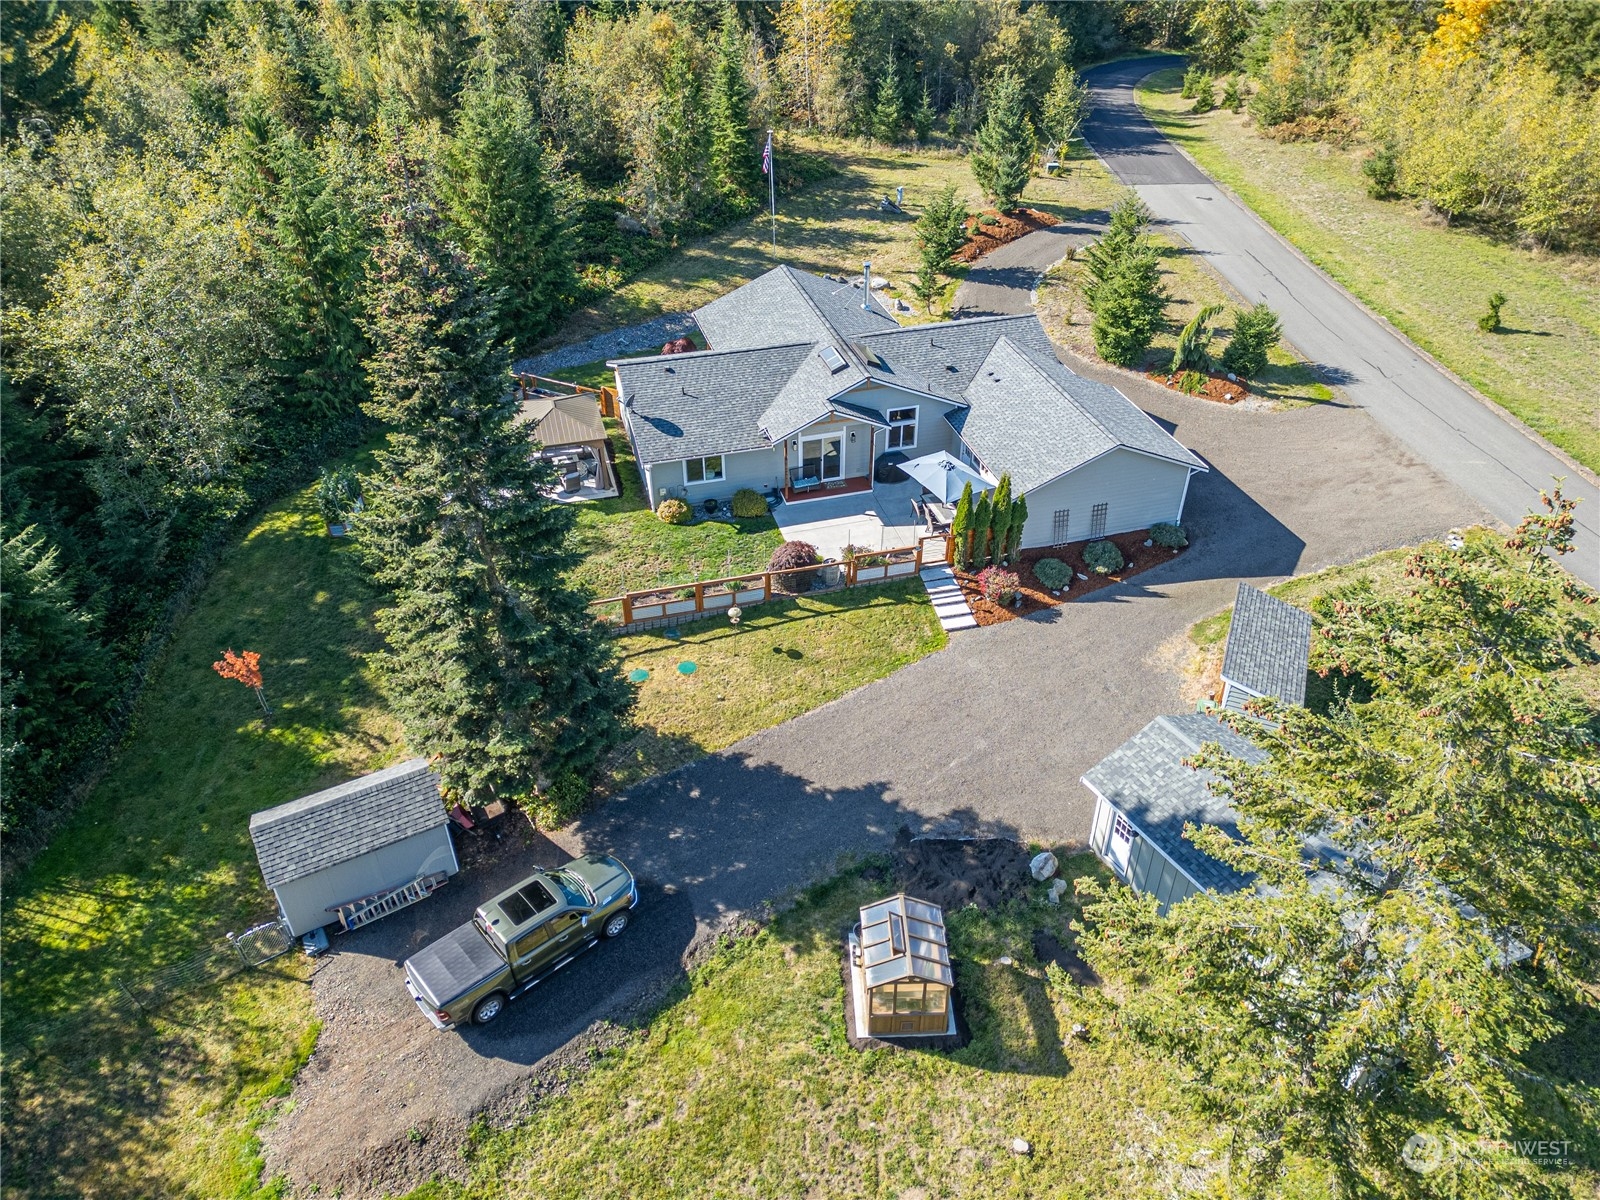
[
  {"x1": 885, "y1": 405, "x2": 918, "y2": 450},
  {"x1": 683, "y1": 455, "x2": 725, "y2": 486},
  {"x1": 799, "y1": 433, "x2": 845, "y2": 481}
]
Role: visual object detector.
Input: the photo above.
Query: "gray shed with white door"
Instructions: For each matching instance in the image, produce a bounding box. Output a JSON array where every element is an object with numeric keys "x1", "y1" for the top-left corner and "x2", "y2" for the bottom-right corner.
[{"x1": 249, "y1": 758, "x2": 459, "y2": 936}]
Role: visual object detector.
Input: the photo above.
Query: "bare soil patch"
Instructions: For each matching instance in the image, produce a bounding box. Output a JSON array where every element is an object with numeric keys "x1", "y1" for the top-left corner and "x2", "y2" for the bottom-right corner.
[
  {"x1": 956, "y1": 531, "x2": 1188, "y2": 626},
  {"x1": 1144, "y1": 368, "x2": 1252, "y2": 405},
  {"x1": 893, "y1": 831, "x2": 1037, "y2": 911},
  {"x1": 954, "y1": 207, "x2": 1060, "y2": 263}
]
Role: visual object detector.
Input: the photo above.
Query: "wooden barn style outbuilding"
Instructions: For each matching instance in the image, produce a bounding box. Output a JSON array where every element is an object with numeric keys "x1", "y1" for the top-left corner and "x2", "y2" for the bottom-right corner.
[{"x1": 847, "y1": 893, "x2": 955, "y2": 1038}]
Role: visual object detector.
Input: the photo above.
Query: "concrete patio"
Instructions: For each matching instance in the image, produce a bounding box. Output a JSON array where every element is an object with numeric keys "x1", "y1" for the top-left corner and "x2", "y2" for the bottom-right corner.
[{"x1": 773, "y1": 478, "x2": 924, "y2": 560}]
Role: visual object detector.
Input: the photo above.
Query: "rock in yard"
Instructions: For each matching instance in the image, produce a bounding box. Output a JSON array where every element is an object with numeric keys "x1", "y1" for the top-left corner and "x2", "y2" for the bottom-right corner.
[
  {"x1": 615, "y1": 212, "x2": 648, "y2": 235},
  {"x1": 1011, "y1": 1137, "x2": 1032, "y2": 1156},
  {"x1": 997, "y1": 955, "x2": 1014, "y2": 966},
  {"x1": 1076, "y1": 572, "x2": 1088, "y2": 580},
  {"x1": 1048, "y1": 878, "x2": 1069, "y2": 904},
  {"x1": 1029, "y1": 851, "x2": 1058, "y2": 881}
]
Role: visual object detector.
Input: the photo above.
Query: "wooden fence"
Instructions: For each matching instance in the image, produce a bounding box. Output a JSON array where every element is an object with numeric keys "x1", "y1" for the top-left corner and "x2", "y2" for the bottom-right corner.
[
  {"x1": 514, "y1": 371, "x2": 619, "y2": 418},
  {"x1": 590, "y1": 535, "x2": 950, "y2": 631}
]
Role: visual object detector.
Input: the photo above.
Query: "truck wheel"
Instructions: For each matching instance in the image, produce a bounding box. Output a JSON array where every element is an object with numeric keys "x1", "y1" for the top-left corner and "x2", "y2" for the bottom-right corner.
[
  {"x1": 472, "y1": 992, "x2": 507, "y2": 1025},
  {"x1": 602, "y1": 911, "x2": 630, "y2": 939}
]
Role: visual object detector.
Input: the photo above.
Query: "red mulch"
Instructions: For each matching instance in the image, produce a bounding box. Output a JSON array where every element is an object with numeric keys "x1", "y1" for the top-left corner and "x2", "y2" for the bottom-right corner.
[
  {"x1": 953, "y1": 207, "x2": 1060, "y2": 264},
  {"x1": 1145, "y1": 368, "x2": 1250, "y2": 405},
  {"x1": 956, "y1": 531, "x2": 1186, "y2": 627}
]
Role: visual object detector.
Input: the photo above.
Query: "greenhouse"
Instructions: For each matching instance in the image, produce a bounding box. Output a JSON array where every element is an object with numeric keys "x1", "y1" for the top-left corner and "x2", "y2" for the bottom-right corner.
[{"x1": 847, "y1": 893, "x2": 955, "y2": 1038}]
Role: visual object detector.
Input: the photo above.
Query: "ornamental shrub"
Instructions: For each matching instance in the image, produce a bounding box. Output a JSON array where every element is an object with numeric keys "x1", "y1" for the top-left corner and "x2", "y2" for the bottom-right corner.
[
  {"x1": 731, "y1": 488, "x2": 767, "y2": 518},
  {"x1": 768, "y1": 540, "x2": 822, "y2": 592},
  {"x1": 1083, "y1": 540, "x2": 1124, "y2": 575},
  {"x1": 1150, "y1": 522, "x2": 1188, "y2": 549},
  {"x1": 977, "y1": 566, "x2": 1021, "y2": 604},
  {"x1": 656, "y1": 497, "x2": 691, "y2": 525},
  {"x1": 1033, "y1": 557, "x2": 1071, "y2": 590},
  {"x1": 1222, "y1": 75, "x2": 1244, "y2": 112},
  {"x1": 1478, "y1": 292, "x2": 1507, "y2": 334},
  {"x1": 1220, "y1": 302, "x2": 1282, "y2": 380},
  {"x1": 1176, "y1": 369, "x2": 1207, "y2": 395}
]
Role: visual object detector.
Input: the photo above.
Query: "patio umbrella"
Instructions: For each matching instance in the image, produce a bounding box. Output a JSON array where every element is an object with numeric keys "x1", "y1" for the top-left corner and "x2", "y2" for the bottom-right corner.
[{"x1": 898, "y1": 451, "x2": 989, "y2": 503}]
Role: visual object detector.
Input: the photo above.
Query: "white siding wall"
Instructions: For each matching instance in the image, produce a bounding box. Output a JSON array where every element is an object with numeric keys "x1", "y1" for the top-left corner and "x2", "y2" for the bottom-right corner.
[
  {"x1": 273, "y1": 825, "x2": 458, "y2": 935},
  {"x1": 1018, "y1": 449, "x2": 1192, "y2": 549}
]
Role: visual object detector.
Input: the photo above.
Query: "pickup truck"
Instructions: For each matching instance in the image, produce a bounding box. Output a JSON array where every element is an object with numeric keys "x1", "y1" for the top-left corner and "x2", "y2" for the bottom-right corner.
[{"x1": 403, "y1": 854, "x2": 638, "y2": 1029}]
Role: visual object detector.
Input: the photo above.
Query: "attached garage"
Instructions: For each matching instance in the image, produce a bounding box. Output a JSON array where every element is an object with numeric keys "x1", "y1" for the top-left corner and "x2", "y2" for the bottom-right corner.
[{"x1": 249, "y1": 758, "x2": 459, "y2": 936}]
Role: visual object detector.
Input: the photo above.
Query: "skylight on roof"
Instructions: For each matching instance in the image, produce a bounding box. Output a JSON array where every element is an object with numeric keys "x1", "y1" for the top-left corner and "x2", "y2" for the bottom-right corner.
[{"x1": 817, "y1": 345, "x2": 848, "y2": 374}]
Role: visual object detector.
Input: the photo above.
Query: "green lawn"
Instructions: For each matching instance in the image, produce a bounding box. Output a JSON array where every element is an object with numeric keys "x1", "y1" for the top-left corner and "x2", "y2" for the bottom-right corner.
[
  {"x1": 543, "y1": 136, "x2": 1118, "y2": 346},
  {"x1": 0, "y1": 480, "x2": 401, "y2": 1200},
  {"x1": 1136, "y1": 68, "x2": 1600, "y2": 472},
  {"x1": 402, "y1": 858, "x2": 1271, "y2": 1200},
  {"x1": 603, "y1": 581, "x2": 946, "y2": 792}
]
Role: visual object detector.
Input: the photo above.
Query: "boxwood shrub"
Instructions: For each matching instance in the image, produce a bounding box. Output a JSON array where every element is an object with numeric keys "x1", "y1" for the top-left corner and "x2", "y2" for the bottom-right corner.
[
  {"x1": 1032, "y1": 557, "x2": 1071, "y2": 590},
  {"x1": 731, "y1": 488, "x2": 768, "y2": 519},
  {"x1": 1083, "y1": 540, "x2": 1124, "y2": 575}
]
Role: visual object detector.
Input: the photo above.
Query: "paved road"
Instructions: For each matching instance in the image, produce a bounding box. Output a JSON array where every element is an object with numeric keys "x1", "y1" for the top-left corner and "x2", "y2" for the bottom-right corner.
[{"x1": 1081, "y1": 55, "x2": 1599, "y2": 587}]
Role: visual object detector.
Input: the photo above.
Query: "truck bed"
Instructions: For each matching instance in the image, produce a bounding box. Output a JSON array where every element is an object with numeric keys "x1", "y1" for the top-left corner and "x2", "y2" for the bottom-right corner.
[{"x1": 405, "y1": 921, "x2": 505, "y2": 1006}]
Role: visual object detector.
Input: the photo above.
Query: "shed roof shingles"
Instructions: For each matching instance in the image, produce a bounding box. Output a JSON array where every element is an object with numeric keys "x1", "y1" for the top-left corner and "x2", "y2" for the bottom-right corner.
[
  {"x1": 1221, "y1": 583, "x2": 1314, "y2": 706},
  {"x1": 1082, "y1": 714, "x2": 1266, "y2": 894},
  {"x1": 249, "y1": 758, "x2": 446, "y2": 889}
]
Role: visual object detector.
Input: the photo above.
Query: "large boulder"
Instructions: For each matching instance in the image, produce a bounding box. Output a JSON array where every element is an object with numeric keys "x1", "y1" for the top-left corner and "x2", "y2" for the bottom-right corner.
[{"x1": 1029, "y1": 851, "x2": 1058, "y2": 882}]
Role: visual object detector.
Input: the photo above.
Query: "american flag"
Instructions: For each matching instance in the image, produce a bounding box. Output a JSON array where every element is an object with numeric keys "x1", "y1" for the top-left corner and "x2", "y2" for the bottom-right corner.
[{"x1": 761, "y1": 131, "x2": 772, "y2": 176}]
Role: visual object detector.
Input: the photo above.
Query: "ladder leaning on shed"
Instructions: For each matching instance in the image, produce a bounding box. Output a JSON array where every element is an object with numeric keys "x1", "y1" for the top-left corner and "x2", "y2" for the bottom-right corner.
[{"x1": 332, "y1": 871, "x2": 450, "y2": 931}]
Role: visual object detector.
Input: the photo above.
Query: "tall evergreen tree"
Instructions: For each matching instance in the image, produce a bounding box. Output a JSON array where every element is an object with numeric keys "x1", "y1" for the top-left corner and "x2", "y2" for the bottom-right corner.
[
  {"x1": 871, "y1": 60, "x2": 904, "y2": 144},
  {"x1": 442, "y1": 78, "x2": 574, "y2": 356},
  {"x1": 970, "y1": 69, "x2": 1035, "y2": 211},
  {"x1": 1, "y1": 0, "x2": 83, "y2": 134},
  {"x1": 706, "y1": 7, "x2": 758, "y2": 216},
  {"x1": 357, "y1": 154, "x2": 632, "y2": 816},
  {"x1": 970, "y1": 489, "x2": 993, "y2": 567},
  {"x1": 911, "y1": 81, "x2": 936, "y2": 143},
  {"x1": 649, "y1": 36, "x2": 709, "y2": 229},
  {"x1": 912, "y1": 183, "x2": 968, "y2": 311}
]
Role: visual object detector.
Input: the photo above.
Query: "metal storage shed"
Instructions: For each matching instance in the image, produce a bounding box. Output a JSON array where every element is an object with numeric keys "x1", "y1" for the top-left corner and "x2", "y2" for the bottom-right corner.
[
  {"x1": 249, "y1": 758, "x2": 459, "y2": 936},
  {"x1": 1220, "y1": 583, "x2": 1313, "y2": 713},
  {"x1": 847, "y1": 893, "x2": 955, "y2": 1038}
]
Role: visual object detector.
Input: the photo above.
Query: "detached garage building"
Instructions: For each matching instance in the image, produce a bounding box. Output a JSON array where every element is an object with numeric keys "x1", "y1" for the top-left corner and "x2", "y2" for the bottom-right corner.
[{"x1": 249, "y1": 758, "x2": 459, "y2": 936}]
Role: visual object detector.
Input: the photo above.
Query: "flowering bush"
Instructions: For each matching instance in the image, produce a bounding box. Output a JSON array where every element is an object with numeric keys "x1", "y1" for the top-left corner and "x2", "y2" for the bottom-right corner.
[
  {"x1": 656, "y1": 497, "x2": 691, "y2": 524},
  {"x1": 977, "y1": 566, "x2": 1021, "y2": 604}
]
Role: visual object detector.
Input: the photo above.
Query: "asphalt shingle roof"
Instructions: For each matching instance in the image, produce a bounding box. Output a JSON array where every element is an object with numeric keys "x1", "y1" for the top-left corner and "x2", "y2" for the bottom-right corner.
[
  {"x1": 692, "y1": 266, "x2": 895, "y2": 353},
  {"x1": 1082, "y1": 714, "x2": 1267, "y2": 894},
  {"x1": 249, "y1": 758, "x2": 445, "y2": 889},
  {"x1": 854, "y1": 314, "x2": 1055, "y2": 403},
  {"x1": 612, "y1": 343, "x2": 814, "y2": 467},
  {"x1": 948, "y1": 338, "x2": 1204, "y2": 491},
  {"x1": 1222, "y1": 584, "x2": 1314, "y2": 706}
]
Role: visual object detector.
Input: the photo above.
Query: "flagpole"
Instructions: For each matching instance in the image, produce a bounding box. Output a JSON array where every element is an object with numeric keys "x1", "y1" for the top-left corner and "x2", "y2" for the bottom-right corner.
[{"x1": 766, "y1": 129, "x2": 777, "y2": 254}]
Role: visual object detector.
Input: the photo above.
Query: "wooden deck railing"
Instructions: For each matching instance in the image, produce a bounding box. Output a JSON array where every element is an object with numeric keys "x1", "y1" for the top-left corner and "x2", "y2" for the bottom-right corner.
[{"x1": 590, "y1": 534, "x2": 951, "y2": 630}]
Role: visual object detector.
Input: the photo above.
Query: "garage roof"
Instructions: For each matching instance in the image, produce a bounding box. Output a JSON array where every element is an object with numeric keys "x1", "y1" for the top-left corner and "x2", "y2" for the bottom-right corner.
[{"x1": 249, "y1": 758, "x2": 445, "y2": 888}]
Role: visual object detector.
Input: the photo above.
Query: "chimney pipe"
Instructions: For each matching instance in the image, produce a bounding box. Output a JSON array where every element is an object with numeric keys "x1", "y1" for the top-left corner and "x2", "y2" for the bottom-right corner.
[{"x1": 862, "y1": 261, "x2": 871, "y2": 311}]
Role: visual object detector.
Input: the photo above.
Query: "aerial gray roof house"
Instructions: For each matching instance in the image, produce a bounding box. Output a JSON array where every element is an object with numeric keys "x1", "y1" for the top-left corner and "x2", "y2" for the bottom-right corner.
[
  {"x1": 1220, "y1": 583, "x2": 1314, "y2": 713},
  {"x1": 610, "y1": 266, "x2": 1205, "y2": 546},
  {"x1": 249, "y1": 758, "x2": 459, "y2": 936},
  {"x1": 1083, "y1": 713, "x2": 1266, "y2": 912}
]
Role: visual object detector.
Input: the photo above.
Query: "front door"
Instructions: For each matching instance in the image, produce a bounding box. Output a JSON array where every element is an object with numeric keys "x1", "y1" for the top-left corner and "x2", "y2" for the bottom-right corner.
[
  {"x1": 1108, "y1": 811, "x2": 1135, "y2": 877},
  {"x1": 802, "y1": 434, "x2": 844, "y2": 482}
]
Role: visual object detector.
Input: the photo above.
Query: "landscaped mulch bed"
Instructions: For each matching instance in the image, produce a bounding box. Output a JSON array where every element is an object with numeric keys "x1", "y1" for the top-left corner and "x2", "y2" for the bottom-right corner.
[
  {"x1": 953, "y1": 207, "x2": 1060, "y2": 263},
  {"x1": 1145, "y1": 368, "x2": 1251, "y2": 405},
  {"x1": 955, "y1": 529, "x2": 1187, "y2": 627}
]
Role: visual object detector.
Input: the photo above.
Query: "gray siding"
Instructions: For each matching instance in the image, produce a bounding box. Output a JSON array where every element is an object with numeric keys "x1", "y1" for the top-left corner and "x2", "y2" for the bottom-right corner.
[
  {"x1": 272, "y1": 825, "x2": 458, "y2": 935},
  {"x1": 1017, "y1": 449, "x2": 1191, "y2": 549},
  {"x1": 842, "y1": 382, "x2": 965, "y2": 459},
  {"x1": 1090, "y1": 795, "x2": 1200, "y2": 916}
]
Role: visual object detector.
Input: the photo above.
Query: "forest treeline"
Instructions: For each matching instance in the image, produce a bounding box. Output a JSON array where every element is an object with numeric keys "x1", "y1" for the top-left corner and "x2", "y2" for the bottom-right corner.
[{"x1": 0, "y1": 0, "x2": 1165, "y2": 843}]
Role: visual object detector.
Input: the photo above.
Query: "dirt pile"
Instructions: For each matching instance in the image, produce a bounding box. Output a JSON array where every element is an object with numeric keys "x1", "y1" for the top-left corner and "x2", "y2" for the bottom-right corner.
[{"x1": 893, "y1": 833, "x2": 1036, "y2": 910}]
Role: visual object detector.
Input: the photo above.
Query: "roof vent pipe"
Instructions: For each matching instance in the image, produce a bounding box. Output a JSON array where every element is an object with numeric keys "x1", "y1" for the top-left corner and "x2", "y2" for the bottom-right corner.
[{"x1": 862, "y1": 261, "x2": 871, "y2": 311}]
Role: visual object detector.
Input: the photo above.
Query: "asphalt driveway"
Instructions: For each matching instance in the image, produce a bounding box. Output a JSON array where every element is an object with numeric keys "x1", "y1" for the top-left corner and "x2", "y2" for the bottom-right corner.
[
  {"x1": 266, "y1": 349, "x2": 1481, "y2": 1195},
  {"x1": 1081, "y1": 56, "x2": 1599, "y2": 586}
]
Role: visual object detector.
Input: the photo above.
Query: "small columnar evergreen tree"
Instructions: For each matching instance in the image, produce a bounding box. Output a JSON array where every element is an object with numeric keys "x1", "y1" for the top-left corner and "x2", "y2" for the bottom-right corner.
[
  {"x1": 970, "y1": 489, "x2": 993, "y2": 568},
  {"x1": 911, "y1": 82, "x2": 936, "y2": 143},
  {"x1": 1006, "y1": 493, "x2": 1027, "y2": 564},
  {"x1": 358, "y1": 154, "x2": 632, "y2": 814},
  {"x1": 970, "y1": 69, "x2": 1035, "y2": 211},
  {"x1": 950, "y1": 480, "x2": 974, "y2": 569},
  {"x1": 912, "y1": 183, "x2": 968, "y2": 310},
  {"x1": 989, "y1": 473, "x2": 1013, "y2": 563},
  {"x1": 871, "y1": 61, "x2": 904, "y2": 144}
]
